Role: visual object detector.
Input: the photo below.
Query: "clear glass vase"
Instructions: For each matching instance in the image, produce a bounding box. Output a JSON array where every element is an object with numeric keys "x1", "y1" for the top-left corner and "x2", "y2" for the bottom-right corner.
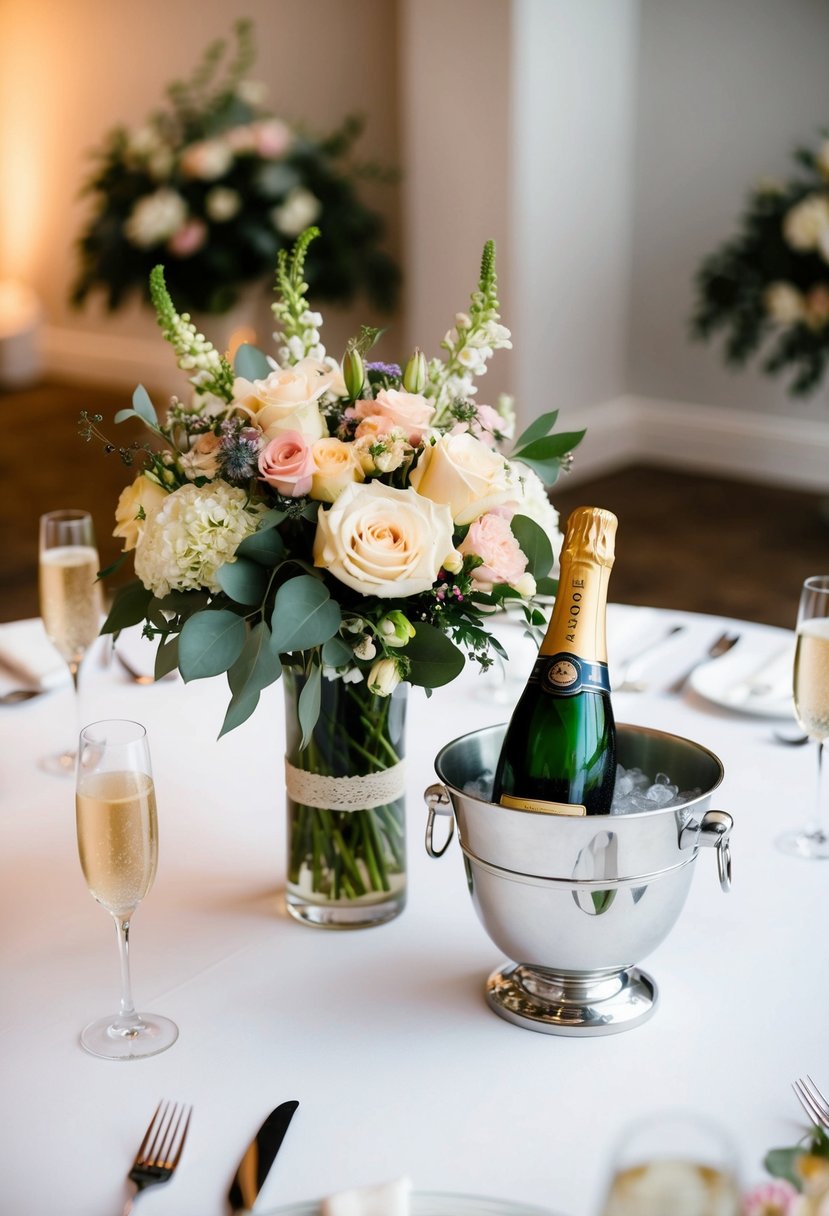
[{"x1": 283, "y1": 667, "x2": 407, "y2": 929}]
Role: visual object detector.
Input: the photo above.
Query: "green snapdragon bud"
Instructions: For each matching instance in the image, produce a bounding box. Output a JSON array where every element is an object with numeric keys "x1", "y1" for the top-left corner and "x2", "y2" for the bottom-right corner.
[
  {"x1": 403, "y1": 348, "x2": 427, "y2": 394},
  {"x1": 343, "y1": 347, "x2": 365, "y2": 400}
]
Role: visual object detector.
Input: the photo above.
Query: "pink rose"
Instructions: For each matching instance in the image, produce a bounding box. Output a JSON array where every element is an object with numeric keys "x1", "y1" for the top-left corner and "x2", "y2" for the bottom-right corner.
[
  {"x1": 360, "y1": 389, "x2": 434, "y2": 445},
  {"x1": 252, "y1": 118, "x2": 293, "y2": 158},
  {"x1": 258, "y1": 430, "x2": 314, "y2": 497},
  {"x1": 167, "y1": 219, "x2": 208, "y2": 257},
  {"x1": 458, "y1": 511, "x2": 528, "y2": 591},
  {"x1": 354, "y1": 414, "x2": 396, "y2": 441}
]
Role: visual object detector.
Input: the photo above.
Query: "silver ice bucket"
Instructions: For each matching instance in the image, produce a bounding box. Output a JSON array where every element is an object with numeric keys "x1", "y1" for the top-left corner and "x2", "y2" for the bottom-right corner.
[{"x1": 424, "y1": 723, "x2": 733, "y2": 1036}]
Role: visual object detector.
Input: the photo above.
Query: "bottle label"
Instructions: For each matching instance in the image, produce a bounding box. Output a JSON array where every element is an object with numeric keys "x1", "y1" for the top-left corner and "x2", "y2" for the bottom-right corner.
[
  {"x1": 530, "y1": 652, "x2": 611, "y2": 697},
  {"x1": 500, "y1": 793, "x2": 587, "y2": 816}
]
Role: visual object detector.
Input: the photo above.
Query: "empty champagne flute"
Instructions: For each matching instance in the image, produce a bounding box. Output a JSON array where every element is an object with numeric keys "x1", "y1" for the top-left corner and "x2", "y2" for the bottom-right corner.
[
  {"x1": 75, "y1": 719, "x2": 178, "y2": 1059},
  {"x1": 38, "y1": 509, "x2": 103, "y2": 774},
  {"x1": 777, "y1": 574, "x2": 829, "y2": 859},
  {"x1": 599, "y1": 1111, "x2": 741, "y2": 1216}
]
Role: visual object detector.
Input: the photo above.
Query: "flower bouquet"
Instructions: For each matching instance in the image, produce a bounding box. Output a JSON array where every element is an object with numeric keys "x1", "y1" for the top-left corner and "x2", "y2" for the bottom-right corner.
[
  {"x1": 71, "y1": 19, "x2": 398, "y2": 317},
  {"x1": 742, "y1": 1115, "x2": 829, "y2": 1214},
  {"x1": 85, "y1": 227, "x2": 583, "y2": 925},
  {"x1": 692, "y1": 128, "x2": 829, "y2": 396}
]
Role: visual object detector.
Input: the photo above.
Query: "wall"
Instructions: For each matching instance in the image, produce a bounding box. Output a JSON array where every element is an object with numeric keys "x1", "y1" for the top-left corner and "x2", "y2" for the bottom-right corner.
[
  {"x1": 628, "y1": 0, "x2": 829, "y2": 421},
  {"x1": 0, "y1": 0, "x2": 402, "y2": 390}
]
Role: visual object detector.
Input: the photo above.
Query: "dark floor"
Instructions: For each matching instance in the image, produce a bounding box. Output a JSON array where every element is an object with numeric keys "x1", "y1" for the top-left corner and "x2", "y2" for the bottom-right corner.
[{"x1": 2, "y1": 379, "x2": 827, "y2": 628}]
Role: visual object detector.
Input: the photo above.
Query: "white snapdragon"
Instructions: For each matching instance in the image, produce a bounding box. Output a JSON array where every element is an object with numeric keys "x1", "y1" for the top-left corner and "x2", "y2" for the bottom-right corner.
[{"x1": 124, "y1": 189, "x2": 188, "y2": 248}]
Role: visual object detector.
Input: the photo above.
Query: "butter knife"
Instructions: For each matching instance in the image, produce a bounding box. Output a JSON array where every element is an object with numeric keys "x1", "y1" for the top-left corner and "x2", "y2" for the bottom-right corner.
[{"x1": 228, "y1": 1100, "x2": 299, "y2": 1213}]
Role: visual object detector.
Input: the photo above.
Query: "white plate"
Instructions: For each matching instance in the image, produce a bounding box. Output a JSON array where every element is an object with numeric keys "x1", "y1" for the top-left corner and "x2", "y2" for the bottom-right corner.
[
  {"x1": 261, "y1": 1193, "x2": 562, "y2": 1216},
  {"x1": 689, "y1": 639, "x2": 796, "y2": 720}
]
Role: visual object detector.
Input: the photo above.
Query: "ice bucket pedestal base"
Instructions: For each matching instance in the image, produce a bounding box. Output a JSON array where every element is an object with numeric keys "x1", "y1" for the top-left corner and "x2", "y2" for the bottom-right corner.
[{"x1": 486, "y1": 962, "x2": 658, "y2": 1036}]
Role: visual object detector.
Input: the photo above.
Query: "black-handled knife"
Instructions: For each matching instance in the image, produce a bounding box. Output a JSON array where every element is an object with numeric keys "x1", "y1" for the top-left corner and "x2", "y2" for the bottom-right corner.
[{"x1": 228, "y1": 1100, "x2": 299, "y2": 1213}]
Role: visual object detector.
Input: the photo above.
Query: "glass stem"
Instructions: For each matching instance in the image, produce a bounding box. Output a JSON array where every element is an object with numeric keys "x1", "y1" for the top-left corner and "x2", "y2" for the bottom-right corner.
[
  {"x1": 112, "y1": 914, "x2": 141, "y2": 1028},
  {"x1": 812, "y1": 740, "x2": 828, "y2": 841}
]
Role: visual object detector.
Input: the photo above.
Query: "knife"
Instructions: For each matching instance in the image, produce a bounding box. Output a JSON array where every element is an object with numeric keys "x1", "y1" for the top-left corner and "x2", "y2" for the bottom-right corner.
[{"x1": 228, "y1": 1100, "x2": 299, "y2": 1213}]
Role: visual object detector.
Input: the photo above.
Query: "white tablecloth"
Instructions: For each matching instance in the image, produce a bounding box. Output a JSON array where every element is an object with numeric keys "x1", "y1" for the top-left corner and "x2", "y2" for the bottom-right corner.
[{"x1": 0, "y1": 606, "x2": 823, "y2": 1216}]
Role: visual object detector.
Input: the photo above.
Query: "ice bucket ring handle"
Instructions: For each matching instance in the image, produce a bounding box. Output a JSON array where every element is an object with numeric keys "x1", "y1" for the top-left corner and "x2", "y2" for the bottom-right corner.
[
  {"x1": 679, "y1": 809, "x2": 733, "y2": 893},
  {"x1": 424, "y1": 783, "x2": 455, "y2": 858}
]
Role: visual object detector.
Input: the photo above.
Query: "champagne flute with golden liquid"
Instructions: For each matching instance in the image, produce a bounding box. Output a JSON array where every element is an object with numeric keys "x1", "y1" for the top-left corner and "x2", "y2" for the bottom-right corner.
[
  {"x1": 777, "y1": 574, "x2": 829, "y2": 859},
  {"x1": 38, "y1": 509, "x2": 103, "y2": 774},
  {"x1": 599, "y1": 1111, "x2": 741, "y2": 1216},
  {"x1": 75, "y1": 720, "x2": 178, "y2": 1059}
]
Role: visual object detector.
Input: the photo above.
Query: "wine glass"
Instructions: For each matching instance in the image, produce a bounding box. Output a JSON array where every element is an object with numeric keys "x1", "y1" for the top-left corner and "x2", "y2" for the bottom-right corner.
[
  {"x1": 598, "y1": 1111, "x2": 741, "y2": 1216},
  {"x1": 75, "y1": 719, "x2": 178, "y2": 1059},
  {"x1": 777, "y1": 574, "x2": 829, "y2": 858},
  {"x1": 38, "y1": 509, "x2": 103, "y2": 774}
]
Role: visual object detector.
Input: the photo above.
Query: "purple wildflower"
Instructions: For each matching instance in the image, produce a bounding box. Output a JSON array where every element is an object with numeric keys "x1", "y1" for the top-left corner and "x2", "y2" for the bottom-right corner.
[{"x1": 366, "y1": 361, "x2": 402, "y2": 379}]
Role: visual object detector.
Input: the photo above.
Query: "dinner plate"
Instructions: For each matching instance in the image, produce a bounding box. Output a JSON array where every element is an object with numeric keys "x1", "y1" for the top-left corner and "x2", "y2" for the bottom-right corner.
[
  {"x1": 260, "y1": 1193, "x2": 562, "y2": 1216},
  {"x1": 688, "y1": 639, "x2": 796, "y2": 720}
]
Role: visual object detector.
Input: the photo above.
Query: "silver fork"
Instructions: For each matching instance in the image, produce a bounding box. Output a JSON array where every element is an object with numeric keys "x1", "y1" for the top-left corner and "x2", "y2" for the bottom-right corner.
[
  {"x1": 124, "y1": 1100, "x2": 193, "y2": 1214},
  {"x1": 666, "y1": 631, "x2": 740, "y2": 695},
  {"x1": 793, "y1": 1076, "x2": 829, "y2": 1129}
]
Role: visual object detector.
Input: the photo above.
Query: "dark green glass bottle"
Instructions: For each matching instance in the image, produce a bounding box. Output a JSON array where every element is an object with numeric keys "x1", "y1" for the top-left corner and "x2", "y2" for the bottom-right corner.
[{"x1": 492, "y1": 506, "x2": 617, "y2": 816}]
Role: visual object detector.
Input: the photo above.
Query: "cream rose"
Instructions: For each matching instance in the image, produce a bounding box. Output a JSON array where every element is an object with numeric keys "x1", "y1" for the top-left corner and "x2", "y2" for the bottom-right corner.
[
  {"x1": 310, "y1": 438, "x2": 365, "y2": 503},
  {"x1": 313, "y1": 481, "x2": 454, "y2": 598},
  {"x1": 408, "y1": 432, "x2": 514, "y2": 524},
  {"x1": 232, "y1": 356, "x2": 333, "y2": 440},
  {"x1": 113, "y1": 474, "x2": 168, "y2": 551}
]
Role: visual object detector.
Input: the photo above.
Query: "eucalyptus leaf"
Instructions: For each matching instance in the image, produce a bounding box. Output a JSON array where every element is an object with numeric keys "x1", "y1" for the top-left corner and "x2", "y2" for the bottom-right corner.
[
  {"x1": 132, "y1": 384, "x2": 158, "y2": 426},
  {"x1": 512, "y1": 409, "x2": 559, "y2": 452},
  {"x1": 236, "y1": 527, "x2": 285, "y2": 566},
  {"x1": 255, "y1": 508, "x2": 288, "y2": 532},
  {"x1": 178, "y1": 610, "x2": 246, "y2": 682},
  {"x1": 535, "y1": 576, "x2": 559, "y2": 598},
  {"x1": 228, "y1": 622, "x2": 282, "y2": 697},
  {"x1": 512, "y1": 430, "x2": 586, "y2": 462},
  {"x1": 322, "y1": 635, "x2": 354, "y2": 667},
  {"x1": 97, "y1": 552, "x2": 129, "y2": 581},
  {"x1": 154, "y1": 635, "x2": 180, "y2": 680},
  {"x1": 510, "y1": 514, "x2": 554, "y2": 579},
  {"x1": 216, "y1": 557, "x2": 269, "y2": 605},
  {"x1": 219, "y1": 685, "x2": 262, "y2": 738},
  {"x1": 270, "y1": 575, "x2": 341, "y2": 655},
  {"x1": 101, "y1": 580, "x2": 153, "y2": 635},
  {"x1": 234, "y1": 343, "x2": 272, "y2": 381},
  {"x1": 763, "y1": 1147, "x2": 803, "y2": 1190},
  {"x1": 405, "y1": 623, "x2": 466, "y2": 688},
  {"x1": 297, "y1": 662, "x2": 322, "y2": 748}
]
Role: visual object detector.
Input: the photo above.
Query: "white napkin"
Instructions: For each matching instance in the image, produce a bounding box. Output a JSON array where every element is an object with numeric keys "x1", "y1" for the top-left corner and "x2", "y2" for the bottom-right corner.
[
  {"x1": 0, "y1": 619, "x2": 69, "y2": 691},
  {"x1": 321, "y1": 1177, "x2": 413, "y2": 1216}
]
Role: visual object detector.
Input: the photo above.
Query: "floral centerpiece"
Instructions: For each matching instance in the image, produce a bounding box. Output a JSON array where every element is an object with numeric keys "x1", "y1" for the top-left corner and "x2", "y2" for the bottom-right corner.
[
  {"x1": 692, "y1": 129, "x2": 829, "y2": 397},
  {"x1": 71, "y1": 19, "x2": 398, "y2": 317},
  {"x1": 742, "y1": 1115, "x2": 829, "y2": 1214},
  {"x1": 84, "y1": 227, "x2": 582, "y2": 927}
]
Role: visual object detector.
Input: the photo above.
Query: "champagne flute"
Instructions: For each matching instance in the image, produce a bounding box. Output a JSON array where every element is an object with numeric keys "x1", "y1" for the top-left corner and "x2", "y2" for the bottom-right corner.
[
  {"x1": 75, "y1": 719, "x2": 178, "y2": 1059},
  {"x1": 777, "y1": 574, "x2": 829, "y2": 858},
  {"x1": 599, "y1": 1111, "x2": 741, "y2": 1216},
  {"x1": 38, "y1": 509, "x2": 103, "y2": 775}
]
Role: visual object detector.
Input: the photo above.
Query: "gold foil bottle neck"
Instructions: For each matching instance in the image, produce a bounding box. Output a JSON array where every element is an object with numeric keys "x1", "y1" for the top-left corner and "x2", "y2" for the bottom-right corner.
[{"x1": 561, "y1": 506, "x2": 617, "y2": 568}]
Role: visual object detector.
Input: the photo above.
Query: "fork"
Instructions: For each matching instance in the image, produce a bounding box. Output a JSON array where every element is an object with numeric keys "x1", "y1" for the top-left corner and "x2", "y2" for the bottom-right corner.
[
  {"x1": 793, "y1": 1076, "x2": 829, "y2": 1129},
  {"x1": 124, "y1": 1100, "x2": 192, "y2": 1214},
  {"x1": 666, "y1": 631, "x2": 740, "y2": 695}
]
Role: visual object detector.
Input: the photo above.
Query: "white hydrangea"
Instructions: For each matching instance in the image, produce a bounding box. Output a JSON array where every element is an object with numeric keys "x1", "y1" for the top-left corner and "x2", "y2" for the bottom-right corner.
[
  {"x1": 124, "y1": 189, "x2": 188, "y2": 248},
  {"x1": 508, "y1": 461, "x2": 563, "y2": 562},
  {"x1": 134, "y1": 481, "x2": 265, "y2": 597}
]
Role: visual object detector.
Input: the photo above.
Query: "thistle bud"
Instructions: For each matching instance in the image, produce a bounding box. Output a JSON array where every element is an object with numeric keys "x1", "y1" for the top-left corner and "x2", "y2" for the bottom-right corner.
[
  {"x1": 342, "y1": 346, "x2": 365, "y2": 400},
  {"x1": 403, "y1": 348, "x2": 427, "y2": 394}
]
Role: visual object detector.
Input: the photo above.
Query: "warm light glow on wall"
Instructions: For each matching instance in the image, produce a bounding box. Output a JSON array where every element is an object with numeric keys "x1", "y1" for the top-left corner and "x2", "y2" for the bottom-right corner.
[{"x1": 0, "y1": 3, "x2": 49, "y2": 281}]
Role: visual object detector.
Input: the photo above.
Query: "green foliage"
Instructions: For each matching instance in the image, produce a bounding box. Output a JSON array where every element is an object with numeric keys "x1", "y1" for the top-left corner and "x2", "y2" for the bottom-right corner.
[
  {"x1": 691, "y1": 130, "x2": 829, "y2": 396},
  {"x1": 404, "y1": 623, "x2": 466, "y2": 688},
  {"x1": 270, "y1": 575, "x2": 342, "y2": 654},
  {"x1": 509, "y1": 515, "x2": 554, "y2": 579},
  {"x1": 101, "y1": 580, "x2": 154, "y2": 635},
  {"x1": 234, "y1": 343, "x2": 271, "y2": 382},
  {"x1": 178, "y1": 609, "x2": 247, "y2": 681}
]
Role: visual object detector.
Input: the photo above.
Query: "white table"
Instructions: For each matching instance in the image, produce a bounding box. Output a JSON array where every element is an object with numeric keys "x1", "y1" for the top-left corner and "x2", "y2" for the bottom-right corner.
[{"x1": 0, "y1": 606, "x2": 823, "y2": 1216}]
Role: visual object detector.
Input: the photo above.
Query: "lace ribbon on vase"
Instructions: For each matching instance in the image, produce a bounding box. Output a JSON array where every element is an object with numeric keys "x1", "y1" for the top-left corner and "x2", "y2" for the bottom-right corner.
[{"x1": 284, "y1": 758, "x2": 407, "y2": 811}]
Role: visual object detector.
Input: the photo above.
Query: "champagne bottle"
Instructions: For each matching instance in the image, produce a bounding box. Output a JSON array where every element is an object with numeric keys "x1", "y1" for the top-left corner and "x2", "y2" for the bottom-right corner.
[{"x1": 492, "y1": 505, "x2": 617, "y2": 816}]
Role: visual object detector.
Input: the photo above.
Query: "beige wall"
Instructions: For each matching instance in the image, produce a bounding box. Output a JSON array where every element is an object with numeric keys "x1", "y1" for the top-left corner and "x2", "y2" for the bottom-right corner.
[{"x1": 0, "y1": 0, "x2": 402, "y2": 379}]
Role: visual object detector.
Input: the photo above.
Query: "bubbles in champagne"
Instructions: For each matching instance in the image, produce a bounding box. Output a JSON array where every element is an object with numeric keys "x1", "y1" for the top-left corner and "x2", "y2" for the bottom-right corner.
[
  {"x1": 794, "y1": 618, "x2": 829, "y2": 740},
  {"x1": 39, "y1": 545, "x2": 103, "y2": 662},
  {"x1": 76, "y1": 771, "x2": 158, "y2": 916}
]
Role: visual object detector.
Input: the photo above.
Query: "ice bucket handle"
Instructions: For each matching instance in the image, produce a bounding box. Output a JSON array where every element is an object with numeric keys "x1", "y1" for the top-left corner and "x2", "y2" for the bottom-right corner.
[
  {"x1": 679, "y1": 809, "x2": 733, "y2": 893},
  {"x1": 424, "y1": 783, "x2": 455, "y2": 858}
]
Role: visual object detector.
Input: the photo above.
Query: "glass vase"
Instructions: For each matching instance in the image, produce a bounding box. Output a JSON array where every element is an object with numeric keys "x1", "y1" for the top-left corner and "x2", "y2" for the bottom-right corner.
[{"x1": 283, "y1": 667, "x2": 407, "y2": 929}]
